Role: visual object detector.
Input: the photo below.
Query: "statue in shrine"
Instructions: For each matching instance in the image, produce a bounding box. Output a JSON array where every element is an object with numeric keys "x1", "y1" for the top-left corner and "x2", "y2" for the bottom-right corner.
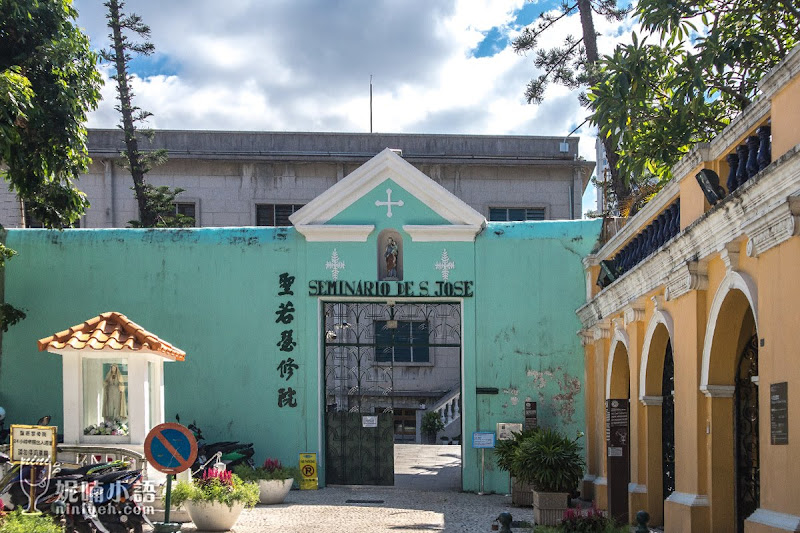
[
  {"x1": 385, "y1": 237, "x2": 398, "y2": 278},
  {"x1": 102, "y1": 364, "x2": 127, "y2": 422}
]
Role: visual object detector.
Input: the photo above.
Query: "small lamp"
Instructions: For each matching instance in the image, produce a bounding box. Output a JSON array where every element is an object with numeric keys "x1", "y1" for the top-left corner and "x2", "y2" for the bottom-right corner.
[{"x1": 695, "y1": 169, "x2": 726, "y2": 205}]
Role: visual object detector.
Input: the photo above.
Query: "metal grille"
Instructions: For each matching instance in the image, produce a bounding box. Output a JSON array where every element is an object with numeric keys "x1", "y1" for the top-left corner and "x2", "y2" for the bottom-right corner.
[
  {"x1": 323, "y1": 302, "x2": 461, "y2": 485},
  {"x1": 661, "y1": 340, "x2": 675, "y2": 500},
  {"x1": 735, "y1": 334, "x2": 759, "y2": 533}
]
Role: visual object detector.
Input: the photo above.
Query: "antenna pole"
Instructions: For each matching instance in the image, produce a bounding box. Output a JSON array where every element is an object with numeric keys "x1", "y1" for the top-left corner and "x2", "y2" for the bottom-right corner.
[{"x1": 370, "y1": 75, "x2": 373, "y2": 133}]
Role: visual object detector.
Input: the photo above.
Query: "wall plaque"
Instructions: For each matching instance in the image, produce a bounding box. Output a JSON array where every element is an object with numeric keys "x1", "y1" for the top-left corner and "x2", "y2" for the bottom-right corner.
[
  {"x1": 770, "y1": 382, "x2": 788, "y2": 445},
  {"x1": 524, "y1": 401, "x2": 538, "y2": 430}
]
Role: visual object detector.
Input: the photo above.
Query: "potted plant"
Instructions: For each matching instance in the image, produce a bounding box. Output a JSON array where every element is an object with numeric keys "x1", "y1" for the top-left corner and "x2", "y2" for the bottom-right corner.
[
  {"x1": 494, "y1": 428, "x2": 539, "y2": 506},
  {"x1": 234, "y1": 458, "x2": 299, "y2": 505},
  {"x1": 170, "y1": 468, "x2": 258, "y2": 531},
  {"x1": 512, "y1": 428, "x2": 585, "y2": 526},
  {"x1": 420, "y1": 411, "x2": 445, "y2": 444}
]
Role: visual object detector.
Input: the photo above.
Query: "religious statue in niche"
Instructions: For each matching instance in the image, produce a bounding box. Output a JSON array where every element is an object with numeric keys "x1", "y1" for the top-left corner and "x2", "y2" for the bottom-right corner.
[
  {"x1": 102, "y1": 364, "x2": 128, "y2": 422},
  {"x1": 377, "y1": 230, "x2": 403, "y2": 280},
  {"x1": 385, "y1": 237, "x2": 399, "y2": 279}
]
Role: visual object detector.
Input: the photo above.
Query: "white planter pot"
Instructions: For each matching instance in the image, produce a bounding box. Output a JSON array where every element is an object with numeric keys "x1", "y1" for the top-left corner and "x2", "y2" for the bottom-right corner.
[
  {"x1": 183, "y1": 500, "x2": 245, "y2": 531},
  {"x1": 257, "y1": 478, "x2": 293, "y2": 504}
]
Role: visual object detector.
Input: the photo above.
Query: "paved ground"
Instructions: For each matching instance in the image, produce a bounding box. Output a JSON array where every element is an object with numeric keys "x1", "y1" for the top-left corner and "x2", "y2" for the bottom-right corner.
[{"x1": 173, "y1": 444, "x2": 534, "y2": 532}]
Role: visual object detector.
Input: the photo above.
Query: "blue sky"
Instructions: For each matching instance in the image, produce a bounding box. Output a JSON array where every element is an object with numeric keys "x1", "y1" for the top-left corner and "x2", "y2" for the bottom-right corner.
[{"x1": 73, "y1": 0, "x2": 634, "y2": 216}]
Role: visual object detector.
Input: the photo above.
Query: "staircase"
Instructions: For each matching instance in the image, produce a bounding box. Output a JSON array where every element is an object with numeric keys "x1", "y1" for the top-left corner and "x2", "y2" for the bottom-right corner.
[{"x1": 430, "y1": 387, "x2": 461, "y2": 442}]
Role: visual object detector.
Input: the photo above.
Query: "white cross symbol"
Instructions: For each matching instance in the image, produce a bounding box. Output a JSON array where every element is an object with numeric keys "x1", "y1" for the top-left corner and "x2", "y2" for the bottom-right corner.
[
  {"x1": 326, "y1": 249, "x2": 345, "y2": 281},
  {"x1": 435, "y1": 249, "x2": 455, "y2": 281},
  {"x1": 375, "y1": 188, "x2": 404, "y2": 218}
]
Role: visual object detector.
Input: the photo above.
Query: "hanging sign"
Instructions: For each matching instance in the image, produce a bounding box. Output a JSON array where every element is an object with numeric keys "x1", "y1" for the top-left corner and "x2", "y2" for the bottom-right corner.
[{"x1": 9, "y1": 425, "x2": 57, "y2": 464}]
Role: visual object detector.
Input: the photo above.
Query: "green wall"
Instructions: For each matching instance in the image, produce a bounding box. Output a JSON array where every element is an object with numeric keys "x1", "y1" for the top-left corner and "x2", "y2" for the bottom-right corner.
[{"x1": 0, "y1": 217, "x2": 599, "y2": 493}]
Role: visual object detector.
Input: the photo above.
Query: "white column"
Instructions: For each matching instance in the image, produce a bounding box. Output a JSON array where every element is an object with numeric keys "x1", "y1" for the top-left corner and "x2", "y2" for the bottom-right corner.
[
  {"x1": 127, "y1": 358, "x2": 147, "y2": 445},
  {"x1": 62, "y1": 352, "x2": 81, "y2": 444}
]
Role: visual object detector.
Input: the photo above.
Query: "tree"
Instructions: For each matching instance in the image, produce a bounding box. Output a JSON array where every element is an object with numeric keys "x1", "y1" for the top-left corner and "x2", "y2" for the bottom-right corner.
[
  {"x1": 102, "y1": 0, "x2": 189, "y2": 227},
  {"x1": 513, "y1": 0, "x2": 631, "y2": 205},
  {"x1": 588, "y1": 0, "x2": 799, "y2": 213},
  {"x1": 1, "y1": 0, "x2": 102, "y2": 330}
]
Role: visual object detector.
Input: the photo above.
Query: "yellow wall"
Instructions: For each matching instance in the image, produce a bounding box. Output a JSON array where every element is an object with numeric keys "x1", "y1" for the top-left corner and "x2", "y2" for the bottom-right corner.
[{"x1": 771, "y1": 75, "x2": 800, "y2": 158}]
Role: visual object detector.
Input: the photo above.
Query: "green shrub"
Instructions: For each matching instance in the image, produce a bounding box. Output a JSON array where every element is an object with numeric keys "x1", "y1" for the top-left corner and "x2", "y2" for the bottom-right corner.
[
  {"x1": 170, "y1": 468, "x2": 259, "y2": 509},
  {"x1": 421, "y1": 411, "x2": 445, "y2": 438},
  {"x1": 234, "y1": 458, "x2": 299, "y2": 482},
  {"x1": 494, "y1": 428, "x2": 540, "y2": 476},
  {"x1": 512, "y1": 428, "x2": 585, "y2": 493},
  {"x1": 0, "y1": 510, "x2": 62, "y2": 533}
]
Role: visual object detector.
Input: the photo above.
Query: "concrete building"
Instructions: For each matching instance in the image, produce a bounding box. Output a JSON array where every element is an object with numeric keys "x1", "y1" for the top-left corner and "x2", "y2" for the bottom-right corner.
[
  {"x1": 1, "y1": 130, "x2": 594, "y2": 229},
  {"x1": 579, "y1": 46, "x2": 800, "y2": 532}
]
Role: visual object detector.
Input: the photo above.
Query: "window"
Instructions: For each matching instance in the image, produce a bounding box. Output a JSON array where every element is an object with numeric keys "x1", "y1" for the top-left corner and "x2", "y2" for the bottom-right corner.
[
  {"x1": 174, "y1": 202, "x2": 196, "y2": 219},
  {"x1": 374, "y1": 320, "x2": 429, "y2": 363},
  {"x1": 255, "y1": 204, "x2": 305, "y2": 226},
  {"x1": 489, "y1": 207, "x2": 545, "y2": 221}
]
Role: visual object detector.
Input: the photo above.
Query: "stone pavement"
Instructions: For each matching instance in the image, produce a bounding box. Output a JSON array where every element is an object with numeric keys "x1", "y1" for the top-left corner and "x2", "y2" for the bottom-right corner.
[{"x1": 175, "y1": 444, "x2": 533, "y2": 532}]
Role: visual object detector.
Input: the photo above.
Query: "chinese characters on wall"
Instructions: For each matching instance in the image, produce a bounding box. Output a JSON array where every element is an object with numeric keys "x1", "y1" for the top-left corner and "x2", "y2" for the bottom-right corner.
[{"x1": 276, "y1": 273, "x2": 298, "y2": 408}]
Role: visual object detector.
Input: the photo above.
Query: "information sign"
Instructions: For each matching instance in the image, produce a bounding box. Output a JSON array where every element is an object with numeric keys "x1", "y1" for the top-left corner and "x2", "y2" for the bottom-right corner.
[
  {"x1": 9, "y1": 424, "x2": 57, "y2": 464},
  {"x1": 770, "y1": 382, "x2": 789, "y2": 445},
  {"x1": 362, "y1": 416, "x2": 378, "y2": 428},
  {"x1": 299, "y1": 452, "x2": 318, "y2": 490},
  {"x1": 472, "y1": 431, "x2": 496, "y2": 448},
  {"x1": 496, "y1": 422, "x2": 522, "y2": 441}
]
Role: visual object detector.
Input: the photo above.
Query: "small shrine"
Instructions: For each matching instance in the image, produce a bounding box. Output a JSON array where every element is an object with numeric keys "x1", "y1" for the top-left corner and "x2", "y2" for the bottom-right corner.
[{"x1": 38, "y1": 312, "x2": 186, "y2": 446}]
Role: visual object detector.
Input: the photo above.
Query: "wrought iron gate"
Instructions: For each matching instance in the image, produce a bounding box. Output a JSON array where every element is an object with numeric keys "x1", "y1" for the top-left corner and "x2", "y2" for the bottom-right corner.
[
  {"x1": 661, "y1": 340, "x2": 675, "y2": 500},
  {"x1": 323, "y1": 302, "x2": 462, "y2": 485},
  {"x1": 735, "y1": 334, "x2": 759, "y2": 533}
]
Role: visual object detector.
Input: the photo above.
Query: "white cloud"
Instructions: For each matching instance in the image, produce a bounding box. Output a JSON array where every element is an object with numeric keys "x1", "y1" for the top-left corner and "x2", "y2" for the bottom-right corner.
[{"x1": 75, "y1": 0, "x2": 636, "y2": 214}]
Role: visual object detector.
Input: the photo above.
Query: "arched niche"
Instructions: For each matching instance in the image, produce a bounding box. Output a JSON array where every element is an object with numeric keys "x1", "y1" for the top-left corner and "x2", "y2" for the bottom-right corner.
[
  {"x1": 377, "y1": 228, "x2": 403, "y2": 281},
  {"x1": 606, "y1": 328, "x2": 631, "y2": 400},
  {"x1": 639, "y1": 309, "x2": 675, "y2": 400}
]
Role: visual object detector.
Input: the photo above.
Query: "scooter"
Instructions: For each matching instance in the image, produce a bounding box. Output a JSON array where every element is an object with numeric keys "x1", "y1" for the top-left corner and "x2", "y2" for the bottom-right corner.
[{"x1": 175, "y1": 414, "x2": 255, "y2": 474}]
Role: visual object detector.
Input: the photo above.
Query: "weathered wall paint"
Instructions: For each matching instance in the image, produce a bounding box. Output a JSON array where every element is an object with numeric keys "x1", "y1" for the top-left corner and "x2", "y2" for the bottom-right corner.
[{"x1": 0, "y1": 218, "x2": 599, "y2": 494}]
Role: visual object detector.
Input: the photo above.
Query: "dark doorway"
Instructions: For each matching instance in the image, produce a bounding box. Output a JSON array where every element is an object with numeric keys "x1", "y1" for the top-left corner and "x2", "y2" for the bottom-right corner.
[
  {"x1": 661, "y1": 340, "x2": 675, "y2": 506},
  {"x1": 734, "y1": 333, "x2": 759, "y2": 533}
]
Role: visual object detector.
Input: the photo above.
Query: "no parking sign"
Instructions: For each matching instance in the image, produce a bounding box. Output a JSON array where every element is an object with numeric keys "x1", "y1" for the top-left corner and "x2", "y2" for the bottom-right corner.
[{"x1": 144, "y1": 423, "x2": 198, "y2": 475}]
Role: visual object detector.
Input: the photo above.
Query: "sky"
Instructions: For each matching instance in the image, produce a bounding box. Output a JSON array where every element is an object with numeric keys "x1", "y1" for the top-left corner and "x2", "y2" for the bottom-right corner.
[{"x1": 72, "y1": 0, "x2": 636, "y2": 216}]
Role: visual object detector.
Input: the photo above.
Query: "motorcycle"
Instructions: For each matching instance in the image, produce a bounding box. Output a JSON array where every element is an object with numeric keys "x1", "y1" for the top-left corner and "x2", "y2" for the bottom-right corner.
[
  {"x1": 175, "y1": 414, "x2": 255, "y2": 474},
  {"x1": 0, "y1": 458, "x2": 149, "y2": 533}
]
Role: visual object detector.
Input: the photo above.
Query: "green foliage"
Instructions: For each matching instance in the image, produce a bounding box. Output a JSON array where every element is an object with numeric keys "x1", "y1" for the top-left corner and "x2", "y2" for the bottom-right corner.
[
  {"x1": 234, "y1": 463, "x2": 299, "y2": 482},
  {"x1": 421, "y1": 411, "x2": 445, "y2": 437},
  {"x1": 589, "y1": 0, "x2": 799, "y2": 204},
  {"x1": 127, "y1": 185, "x2": 194, "y2": 228},
  {"x1": 0, "y1": 0, "x2": 101, "y2": 227},
  {"x1": 494, "y1": 428, "x2": 540, "y2": 475},
  {"x1": 170, "y1": 472, "x2": 259, "y2": 509},
  {"x1": 0, "y1": 510, "x2": 62, "y2": 533},
  {"x1": 0, "y1": 0, "x2": 100, "y2": 333},
  {"x1": 512, "y1": 428, "x2": 585, "y2": 493},
  {"x1": 103, "y1": 0, "x2": 177, "y2": 227},
  {"x1": 561, "y1": 507, "x2": 612, "y2": 532}
]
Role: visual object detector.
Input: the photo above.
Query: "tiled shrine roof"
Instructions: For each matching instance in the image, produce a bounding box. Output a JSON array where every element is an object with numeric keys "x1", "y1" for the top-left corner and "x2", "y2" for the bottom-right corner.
[{"x1": 37, "y1": 311, "x2": 186, "y2": 361}]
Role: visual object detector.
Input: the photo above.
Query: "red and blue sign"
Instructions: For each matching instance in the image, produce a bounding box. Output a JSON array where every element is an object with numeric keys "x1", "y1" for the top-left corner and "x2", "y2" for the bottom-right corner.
[{"x1": 144, "y1": 423, "x2": 198, "y2": 475}]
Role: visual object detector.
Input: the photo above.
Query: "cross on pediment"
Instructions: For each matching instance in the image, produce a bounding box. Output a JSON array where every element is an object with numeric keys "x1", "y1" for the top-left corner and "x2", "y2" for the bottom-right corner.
[{"x1": 375, "y1": 188, "x2": 404, "y2": 218}]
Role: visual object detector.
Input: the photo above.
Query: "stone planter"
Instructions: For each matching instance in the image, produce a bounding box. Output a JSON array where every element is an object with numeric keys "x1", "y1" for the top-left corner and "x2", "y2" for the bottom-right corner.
[
  {"x1": 257, "y1": 478, "x2": 293, "y2": 504},
  {"x1": 532, "y1": 490, "x2": 570, "y2": 526},
  {"x1": 183, "y1": 500, "x2": 245, "y2": 531},
  {"x1": 511, "y1": 478, "x2": 534, "y2": 507}
]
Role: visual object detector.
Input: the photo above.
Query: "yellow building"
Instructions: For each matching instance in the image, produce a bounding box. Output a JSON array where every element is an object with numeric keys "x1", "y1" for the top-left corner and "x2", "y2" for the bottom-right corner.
[{"x1": 579, "y1": 46, "x2": 800, "y2": 533}]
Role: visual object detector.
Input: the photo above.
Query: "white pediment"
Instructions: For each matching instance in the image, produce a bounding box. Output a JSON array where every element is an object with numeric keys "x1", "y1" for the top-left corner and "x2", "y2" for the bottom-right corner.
[{"x1": 289, "y1": 148, "x2": 485, "y2": 241}]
